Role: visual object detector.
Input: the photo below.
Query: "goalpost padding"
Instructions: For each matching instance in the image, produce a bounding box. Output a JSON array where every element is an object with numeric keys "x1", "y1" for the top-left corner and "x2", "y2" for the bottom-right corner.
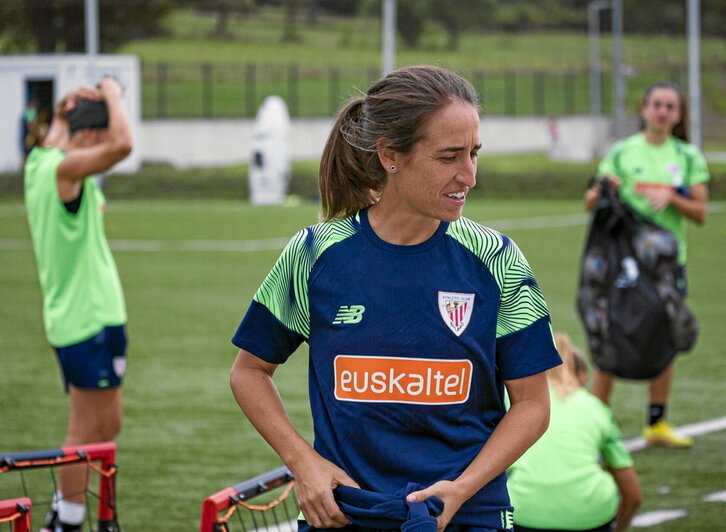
[
  {"x1": 0, "y1": 498, "x2": 31, "y2": 532},
  {"x1": 0, "y1": 442, "x2": 118, "y2": 531},
  {"x1": 200, "y1": 466, "x2": 298, "y2": 532}
]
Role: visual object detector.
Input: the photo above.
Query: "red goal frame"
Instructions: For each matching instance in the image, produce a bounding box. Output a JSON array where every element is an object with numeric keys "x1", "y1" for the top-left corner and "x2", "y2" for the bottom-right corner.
[
  {"x1": 0, "y1": 498, "x2": 31, "y2": 532},
  {"x1": 0, "y1": 442, "x2": 118, "y2": 531},
  {"x1": 199, "y1": 466, "x2": 297, "y2": 532}
]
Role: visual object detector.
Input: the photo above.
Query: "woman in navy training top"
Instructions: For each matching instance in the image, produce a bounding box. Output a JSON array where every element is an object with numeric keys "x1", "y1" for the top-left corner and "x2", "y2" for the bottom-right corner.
[{"x1": 229, "y1": 65, "x2": 561, "y2": 532}]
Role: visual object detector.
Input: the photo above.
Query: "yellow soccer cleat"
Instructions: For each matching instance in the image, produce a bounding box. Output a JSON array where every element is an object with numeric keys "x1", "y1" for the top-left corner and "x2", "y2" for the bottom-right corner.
[{"x1": 643, "y1": 420, "x2": 693, "y2": 448}]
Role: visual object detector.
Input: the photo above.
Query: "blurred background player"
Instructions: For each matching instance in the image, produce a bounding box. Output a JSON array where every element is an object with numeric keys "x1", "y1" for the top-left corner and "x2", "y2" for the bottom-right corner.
[
  {"x1": 23, "y1": 77, "x2": 133, "y2": 532},
  {"x1": 584, "y1": 81, "x2": 710, "y2": 448},
  {"x1": 20, "y1": 97, "x2": 49, "y2": 162},
  {"x1": 229, "y1": 65, "x2": 561, "y2": 531},
  {"x1": 508, "y1": 333, "x2": 642, "y2": 532}
]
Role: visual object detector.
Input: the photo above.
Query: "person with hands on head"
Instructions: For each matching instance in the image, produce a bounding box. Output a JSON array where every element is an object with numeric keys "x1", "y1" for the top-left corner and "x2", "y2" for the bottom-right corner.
[
  {"x1": 24, "y1": 77, "x2": 132, "y2": 532},
  {"x1": 230, "y1": 65, "x2": 561, "y2": 532},
  {"x1": 583, "y1": 81, "x2": 710, "y2": 448}
]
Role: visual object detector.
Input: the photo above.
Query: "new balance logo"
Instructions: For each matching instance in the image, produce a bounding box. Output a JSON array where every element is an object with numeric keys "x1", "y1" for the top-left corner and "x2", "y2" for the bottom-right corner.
[{"x1": 333, "y1": 305, "x2": 365, "y2": 324}]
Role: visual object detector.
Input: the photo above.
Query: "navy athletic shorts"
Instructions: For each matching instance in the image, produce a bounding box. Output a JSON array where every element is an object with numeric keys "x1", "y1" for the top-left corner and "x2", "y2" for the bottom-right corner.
[{"x1": 54, "y1": 325, "x2": 127, "y2": 392}]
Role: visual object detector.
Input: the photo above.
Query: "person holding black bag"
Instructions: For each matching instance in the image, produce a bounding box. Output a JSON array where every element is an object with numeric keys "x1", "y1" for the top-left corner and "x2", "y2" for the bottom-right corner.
[{"x1": 581, "y1": 81, "x2": 710, "y2": 448}]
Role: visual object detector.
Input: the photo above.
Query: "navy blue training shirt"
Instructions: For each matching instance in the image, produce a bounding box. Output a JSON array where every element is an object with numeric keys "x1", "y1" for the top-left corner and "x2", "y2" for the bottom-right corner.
[{"x1": 233, "y1": 207, "x2": 561, "y2": 529}]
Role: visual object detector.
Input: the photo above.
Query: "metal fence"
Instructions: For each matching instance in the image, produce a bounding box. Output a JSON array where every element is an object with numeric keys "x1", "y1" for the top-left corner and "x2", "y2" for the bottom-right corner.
[
  {"x1": 140, "y1": 61, "x2": 699, "y2": 120},
  {"x1": 141, "y1": 62, "x2": 620, "y2": 119}
]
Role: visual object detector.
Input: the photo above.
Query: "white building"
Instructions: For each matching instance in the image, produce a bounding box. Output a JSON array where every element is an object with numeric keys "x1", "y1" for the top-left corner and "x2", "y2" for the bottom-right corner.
[{"x1": 0, "y1": 54, "x2": 141, "y2": 173}]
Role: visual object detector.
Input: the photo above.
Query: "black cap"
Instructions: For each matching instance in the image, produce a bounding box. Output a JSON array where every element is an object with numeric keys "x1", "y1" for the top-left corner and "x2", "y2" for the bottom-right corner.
[{"x1": 67, "y1": 99, "x2": 109, "y2": 134}]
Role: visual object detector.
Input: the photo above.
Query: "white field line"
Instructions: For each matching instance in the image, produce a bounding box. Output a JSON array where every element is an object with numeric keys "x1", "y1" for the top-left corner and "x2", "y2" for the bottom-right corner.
[
  {"x1": 0, "y1": 213, "x2": 589, "y2": 253},
  {"x1": 703, "y1": 490, "x2": 726, "y2": 503},
  {"x1": 1, "y1": 200, "x2": 724, "y2": 219},
  {"x1": 3, "y1": 203, "x2": 724, "y2": 252},
  {"x1": 0, "y1": 237, "x2": 293, "y2": 253},
  {"x1": 632, "y1": 510, "x2": 688, "y2": 527},
  {"x1": 110, "y1": 237, "x2": 292, "y2": 252},
  {"x1": 625, "y1": 417, "x2": 726, "y2": 527}
]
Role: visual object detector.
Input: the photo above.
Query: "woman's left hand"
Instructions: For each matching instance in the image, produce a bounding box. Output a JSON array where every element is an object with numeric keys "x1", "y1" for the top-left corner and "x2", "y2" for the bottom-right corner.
[
  {"x1": 643, "y1": 186, "x2": 674, "y2": 211},
  {"x1": 406, "y1": 480, "x2": 467, "y2": 532}
]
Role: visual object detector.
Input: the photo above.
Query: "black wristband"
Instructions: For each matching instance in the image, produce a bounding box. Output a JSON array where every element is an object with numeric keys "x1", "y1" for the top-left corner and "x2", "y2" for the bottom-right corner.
[{"x1": 674, "y1": 185, "x2": 690, "y2": 197}]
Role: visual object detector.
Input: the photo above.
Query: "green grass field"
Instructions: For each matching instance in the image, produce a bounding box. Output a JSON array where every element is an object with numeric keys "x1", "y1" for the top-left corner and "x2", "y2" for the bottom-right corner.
[{"x1": 1, "y1": 196, "x2": 724, "y2": 530}]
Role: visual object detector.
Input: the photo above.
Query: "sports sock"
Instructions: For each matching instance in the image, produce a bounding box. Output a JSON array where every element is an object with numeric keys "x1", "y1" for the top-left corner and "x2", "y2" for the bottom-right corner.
[
  {"x1": 57, "y1": 498, "x2": 85, "y2": 527},
  {"x1": 648, "y1": 403, "x2": 666, "y2": 426}
]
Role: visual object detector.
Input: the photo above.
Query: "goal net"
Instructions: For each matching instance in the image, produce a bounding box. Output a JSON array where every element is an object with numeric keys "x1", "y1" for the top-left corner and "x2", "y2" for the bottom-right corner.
[
  {"x1": 200, "y1": 466, "x2": 298, "y2": 532},
  {"x1": 0, "y1": 442, "x2": 119, "y2": 532}
]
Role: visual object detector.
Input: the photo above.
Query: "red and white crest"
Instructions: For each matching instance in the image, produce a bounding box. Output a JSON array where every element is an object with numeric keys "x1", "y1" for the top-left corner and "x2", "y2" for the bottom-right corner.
[{"x1": 438, "y1": 291, "x2": 475, "y2": 336}]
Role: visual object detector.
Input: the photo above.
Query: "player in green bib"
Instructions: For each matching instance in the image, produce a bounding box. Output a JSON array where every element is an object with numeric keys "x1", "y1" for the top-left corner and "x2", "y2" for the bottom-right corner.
[
  {"x1": 584, "y1": 81, "x2": 710, "y2": 448},
  {"x1": 508, "y1": 334, "x2": 641, "y2": 531},
  {"x1": 24, "y1": 78, "x2": 133, "y2": 532}
]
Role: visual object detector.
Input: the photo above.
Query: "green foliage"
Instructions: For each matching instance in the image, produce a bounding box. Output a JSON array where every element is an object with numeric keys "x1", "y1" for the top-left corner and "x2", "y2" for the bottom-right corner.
[
  {"x1": 195, "y1": 0, "x2": 256, "y2": 38},
  {"x1": 622, "y1": 0, "x2": 726, "y2": 37},
  {"x1": 2, "y1": 0, "x2": 725, "y2": 55},
  {"x1": 0, "y1": 0, "x2": 181, "y2": 54},
  {"x1": 121, "y1": 10, "x2": 726, "y2": 122},
  {"x1": 396, "y1": 0, "x2": 428, "y2": 48}
]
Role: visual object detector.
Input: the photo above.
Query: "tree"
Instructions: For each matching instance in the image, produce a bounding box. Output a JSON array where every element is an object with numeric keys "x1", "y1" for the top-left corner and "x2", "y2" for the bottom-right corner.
[
  {"x1": 430, "y1": 0, "x2": 493, "y2": 50},
  {"x1": 0, "y1": 0, "x2": 182, "y2": 54},
  {"x1": 318, "y1": 0, "x2": 358, "y2": 17},
  {"x1": 624, "y1": 0, "x2": 726, "y2": 37},
  {"x1": 396, "y1": 0, "x2": 428, "y2": 48},
  {"x1": 282, "y1": 0, "x2": 301, "y2": 42},
  {"x1": 196, "y1": 0, "x2": 256, "y2": 38}
]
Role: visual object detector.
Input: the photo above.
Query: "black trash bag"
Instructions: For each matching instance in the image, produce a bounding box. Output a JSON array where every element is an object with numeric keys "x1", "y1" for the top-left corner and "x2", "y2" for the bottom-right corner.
[{"x1": 576, "y1": 180, "x2": 698, "y2": 380}]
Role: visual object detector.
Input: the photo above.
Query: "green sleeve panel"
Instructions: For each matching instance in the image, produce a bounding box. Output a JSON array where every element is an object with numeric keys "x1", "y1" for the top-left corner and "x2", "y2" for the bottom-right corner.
[
  {"x1": 253, "y1": 216, "x2": 358, "y2": 338},
  {"x1": 677, "y1": 139, "x2": 710, "y2": 187},
  {"x1": 447, "y1": 218, "x2": 551, "y2": 338}
]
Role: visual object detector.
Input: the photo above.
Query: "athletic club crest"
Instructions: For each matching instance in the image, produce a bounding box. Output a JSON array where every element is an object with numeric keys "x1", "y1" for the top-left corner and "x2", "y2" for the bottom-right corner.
[
  {"x1": 667, "y1": 163, "x2": 683, "y2": 186},
  {"x1": 438, "y1": 291, "x2": 475, "y2": 336}
]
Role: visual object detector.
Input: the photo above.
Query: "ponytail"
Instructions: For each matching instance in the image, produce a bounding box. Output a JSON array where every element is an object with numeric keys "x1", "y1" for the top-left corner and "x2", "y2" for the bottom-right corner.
[
  {"x1": 318, "y1": 65, "x2": 479, "y2": 221},
  {"x1": 319, "y1": 98, "x2": 386, "y2": 221},
  {"x1": 549, "y1": 333, "x2": 584, "y2": 399}
]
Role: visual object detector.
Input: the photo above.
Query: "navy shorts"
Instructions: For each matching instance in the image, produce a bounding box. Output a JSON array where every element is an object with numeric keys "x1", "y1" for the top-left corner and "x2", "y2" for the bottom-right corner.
[{"x1": 54, "y1": 325, "x2": 127, "y2": 392}]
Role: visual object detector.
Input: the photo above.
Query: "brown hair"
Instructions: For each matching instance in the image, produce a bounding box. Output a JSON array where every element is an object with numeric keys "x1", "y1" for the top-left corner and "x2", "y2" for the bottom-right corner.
[
  {"x1": 549, "y1": 333, "x2": 587, "y2": 399},
  {"x1": 318, "y1": 65, "x2": 480, "y2": 221},
  {"x1": 640, "y1": 80, "x2": 689, "y2": 142}
]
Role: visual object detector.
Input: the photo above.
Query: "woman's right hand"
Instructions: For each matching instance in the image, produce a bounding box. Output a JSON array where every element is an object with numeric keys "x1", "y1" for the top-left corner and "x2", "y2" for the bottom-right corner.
[
  {"x1": 602, "y1": 174, "x2": 621, "y2": 190},
  {"x1": 584, "y1": 174, "x2": 621, "y2": 211},
  {"x1": 229, "y1": 350, "x2": 356, "y2": 527},
  {"x1": 56, "y1": 86, "x2": 102, "y2": 118},
  {"x1": 291, "y1": 453, "x2": 360, "y2": 529}
]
